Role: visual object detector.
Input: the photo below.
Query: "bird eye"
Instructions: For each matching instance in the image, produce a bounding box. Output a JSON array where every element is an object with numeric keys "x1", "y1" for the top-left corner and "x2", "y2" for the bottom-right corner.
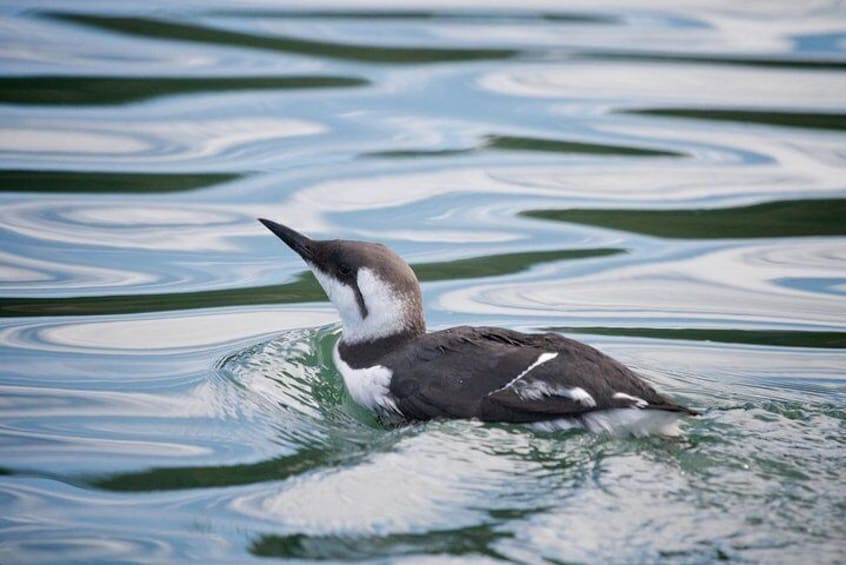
[{"x1": 338, "y1": 263, "x2": 353, "y2": 276}]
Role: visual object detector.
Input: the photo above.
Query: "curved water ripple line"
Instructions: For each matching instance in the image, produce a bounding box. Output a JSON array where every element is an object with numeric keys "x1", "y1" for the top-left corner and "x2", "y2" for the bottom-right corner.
[
  {"x1": 0, "y1": 200, "x2": 268, "y2": 251},
  {"x1": 0, "y1": 308, "x2": 336, "y2": 355},
  {"x1": 0, "y1": 479, "x2": 239, "y2": 563},
  {"x1": 1, "y1": 330, "x2": 366, "y2": 475},
  {"x1": 0, "y1": 250, "x2": 156, "y2": 290},
  {"x1": 0, "y1": 197, "x2": 513, "y2": 254},
  {"x1": 0, "y1": 116, "x2": 325, "y2": 167},
  {"x1": 436, "y1": 239, "x2": 846, "y2": 329},
  {"x1": 290, "y1": 159, "x2": 844, "y2": 226},
  {"x1": 1, "y1": 425, "x2": 211, "y2": 459},
  {"x1": 229, "y1": 423, "x2": 582, "y2": 536},
  {"x1": 479, "y1": 62, "x2": 846, "y2": 107},
  {"x1": 508, "y1": 405, "x2": 845, "y2": 563},
  {"x1": 603, "y1": 121, "x2": 846, "y2": 182},
  {"x1": 218, "y1": 327, "x2": 339, "y2": 428},
  {"x1": 0, "y1": 372, "x2": 274, "y2": 424},
  {"x1": 0, "y1": 12, "x2": 326, "y2": 76},
  {"x1": 63, "y1": 206, "x2": 235, "y2": 226},
  {"x1": 13, "y1": 153, "x2": 824, "y2": 263},
  {"x1": 613, "y1": 342, "x2": 846, "y2": 402}
]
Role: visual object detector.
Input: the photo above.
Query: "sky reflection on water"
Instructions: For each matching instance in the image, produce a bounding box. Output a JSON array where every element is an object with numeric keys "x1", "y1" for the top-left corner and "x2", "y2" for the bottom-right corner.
[{"x1": 0, "y1": 1, "x2": 845, "y2": 563}]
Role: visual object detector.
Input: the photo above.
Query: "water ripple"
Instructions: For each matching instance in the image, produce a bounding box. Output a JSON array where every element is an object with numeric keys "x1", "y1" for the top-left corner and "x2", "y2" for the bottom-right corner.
[
  {"x1": 0, "y1": 200, "x2": 257, "y2": 252},
  {"x1": 0, "y1": 478, "x2": 239, "y2": 562},
  {"x1": 0, "y1": 250, "x2": 156, "y2": 291},
  {"x1": 0, "y1": 307, "x2": 336, "y2": 355},
  {"x1": 479, "y1": 63, "x2": 846, "y2": 107},
  {"x1": 437, "y1": 239, "x2": 846, "y2": 330},
  {"x1": 1, "y1": 2, "x2": 844, "y2": 562},
  {"x1": 0, "y1": 115, "x2": 325, "y2": 168}
]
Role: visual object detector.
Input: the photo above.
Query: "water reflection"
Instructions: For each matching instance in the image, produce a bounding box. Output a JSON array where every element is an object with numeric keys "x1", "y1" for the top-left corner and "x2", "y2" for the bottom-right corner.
[
  {"x1": 50, "y1": 13, "x2": 519, "y2": 64},
  {"x1": 0, "y1": 170, "x2": 240, "y2": 193},
  {"x1": 0, "y1": 75, "x2": 369, "y2": 106},
  {"x1": 0, "y1": 478, "x2": 240, "y2": 562},
  {"x1": 0, "y1": 2, "x2": 844, "y2": 563},
  {"x1": 250, "y1": 524, "x2": 512, "y2": 561},
  {"x1": 523, "y1": 198, "x2": 846, "y2": 238},
  {"x1": 480, "y1": 63, "x2": 846, "y2": 105},
  {"x1": 208, "y1": 8, "x2": 616, "y2": 24},
  {"x1": 230, "y1": 424, "x2": 541, "y2": 535},
  {"x1": 548, "y1": 326, "x2": 846, "y2": 349},
  {"x1": 623, "y1": 108, "x2": 846, "y2": 132},
  {"x1": 0, "y1": 308, "x2": 336, "y2": 353},
  {"x1": 437, "y1": 240, "x2": 846, "y2": 329},
  {"x1": 1, "y1": 247, "x2": 623, "y2": 317},
  {"x1": 0, "y1": 115, "x2": 325, "y2": 166},
  {"x1": 365, "y1": 133, "x2": 684, "y2": 158},
  {"x1": 0, "y1": 200, "x2": 250, "y2": 251},
  {"x1": 0, "y1": 250, "x2": 156, "y2": 290}
]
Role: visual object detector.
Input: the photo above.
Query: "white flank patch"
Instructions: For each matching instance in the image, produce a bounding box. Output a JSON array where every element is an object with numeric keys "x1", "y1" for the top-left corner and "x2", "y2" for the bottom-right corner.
[
  {"x1": 530, "y1": 409, "x2": 682, "y2": 437},
  {"x1": 566, "y1": 387, "x2": 596, "y2": 408},
  {"x1": 515, "y1": 381, "x2": 565, "y2": 401},
  {"x1": 311, "y1": 265, "x2": 409, "y2": 344},
  {"x1": 488, "y1": 352, "x2": 558, "y2": 396},
  {"x1": 613, "y1": 391, "x2": 649, "y2": 408},
  {"x1": 333, "y1": 342, "x2": 398, "y2": 415},
  {"x1": 516, "y1": 382, "x2": 597, "y2": 407}
]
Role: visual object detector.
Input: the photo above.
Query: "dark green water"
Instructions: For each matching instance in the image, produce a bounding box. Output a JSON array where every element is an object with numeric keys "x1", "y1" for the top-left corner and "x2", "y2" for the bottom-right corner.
[{"x1": 1, "y1": 2, "x2": 845, "y2": 563}]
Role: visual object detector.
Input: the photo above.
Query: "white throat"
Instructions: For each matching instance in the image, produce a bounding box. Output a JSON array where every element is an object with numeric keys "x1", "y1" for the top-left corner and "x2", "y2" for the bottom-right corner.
[
  {"x1": 333, "y1": 343, "x2": 398, "y2": 415},
  {"x1": 310, "y1": 266, "x2": 412, "y2": 344}
]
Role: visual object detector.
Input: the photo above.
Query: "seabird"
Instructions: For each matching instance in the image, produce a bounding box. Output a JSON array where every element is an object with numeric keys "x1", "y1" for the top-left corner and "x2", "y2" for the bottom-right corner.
[{"x1": 258, "y1": 219, "x2": 698, "y2": 437}]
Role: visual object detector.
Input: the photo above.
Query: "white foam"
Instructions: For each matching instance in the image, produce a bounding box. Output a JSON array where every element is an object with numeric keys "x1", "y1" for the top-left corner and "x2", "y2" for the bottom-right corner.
[
  {"x1": 583, "y1": 409, "x2": 682, "y2": 437},
  {"x1": 531, "y1": 409, "x2": 683, "y2": 438}
]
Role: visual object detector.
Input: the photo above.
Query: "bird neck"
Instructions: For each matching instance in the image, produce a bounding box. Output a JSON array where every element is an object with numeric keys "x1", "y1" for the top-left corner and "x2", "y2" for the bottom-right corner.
[{"x1": 338, "y1": 326, "x2": 423, "y2": 369}]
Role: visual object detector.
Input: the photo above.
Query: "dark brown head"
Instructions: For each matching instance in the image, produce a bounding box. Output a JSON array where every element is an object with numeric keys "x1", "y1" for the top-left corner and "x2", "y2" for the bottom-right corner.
[{"x1": 259, "y1": 219, "x2": 425, "y2": 343}]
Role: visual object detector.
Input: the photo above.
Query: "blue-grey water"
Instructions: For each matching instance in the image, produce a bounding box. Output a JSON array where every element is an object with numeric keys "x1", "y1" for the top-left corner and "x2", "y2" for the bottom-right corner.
[{"x1": 1, "y1": 1, "x2": 845, "y2": 563}]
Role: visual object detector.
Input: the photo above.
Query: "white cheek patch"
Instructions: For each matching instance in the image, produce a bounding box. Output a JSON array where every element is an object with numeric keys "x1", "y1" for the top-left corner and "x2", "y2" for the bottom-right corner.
[
  {"x1": 348, "y1": 268, "x2": 411, "y2": 343},
  {"x1": 310, "y1": 265, "x2": 363, "y2": 326},
  {"x1": 309, "y1": 265, "x2": 410, "y2": 344}
]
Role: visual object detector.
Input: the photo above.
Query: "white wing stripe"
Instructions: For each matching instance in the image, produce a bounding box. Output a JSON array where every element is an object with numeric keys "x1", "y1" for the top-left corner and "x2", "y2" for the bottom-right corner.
[
  {"x1": 487, "y1": 352, "x2": 558, "y2": 396},
  {"x1": 613, "y1": 392, "x2": 649, "y2": 408}
]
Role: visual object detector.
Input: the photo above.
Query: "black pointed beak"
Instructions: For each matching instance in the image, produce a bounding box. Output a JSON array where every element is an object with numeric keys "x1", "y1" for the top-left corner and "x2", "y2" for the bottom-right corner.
[{"x1": 258, "y1": 218, "x2": 314, "y2": 261}]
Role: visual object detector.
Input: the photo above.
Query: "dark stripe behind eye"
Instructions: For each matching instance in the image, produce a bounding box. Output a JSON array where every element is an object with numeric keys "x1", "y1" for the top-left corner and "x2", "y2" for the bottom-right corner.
[{"x1": 353, "y1": 285, "x2": 368, "y2": 319}]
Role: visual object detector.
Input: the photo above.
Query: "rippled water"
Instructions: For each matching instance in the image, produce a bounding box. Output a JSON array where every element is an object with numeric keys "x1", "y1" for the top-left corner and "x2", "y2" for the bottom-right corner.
[{"x1": 1, "y1": 1, "x2": 845, "y2": 562}]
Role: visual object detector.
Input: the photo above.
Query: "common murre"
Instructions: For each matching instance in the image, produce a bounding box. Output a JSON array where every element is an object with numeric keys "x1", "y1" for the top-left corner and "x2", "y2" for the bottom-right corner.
[{"x1": 258, "y1": 219, "x2": 698, "y2": 437}]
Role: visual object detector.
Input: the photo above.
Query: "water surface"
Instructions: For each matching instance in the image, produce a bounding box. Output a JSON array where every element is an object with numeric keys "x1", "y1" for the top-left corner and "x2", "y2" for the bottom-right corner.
[{"x1": 1, "y1": 1, "x2": 845, "y2": 563}]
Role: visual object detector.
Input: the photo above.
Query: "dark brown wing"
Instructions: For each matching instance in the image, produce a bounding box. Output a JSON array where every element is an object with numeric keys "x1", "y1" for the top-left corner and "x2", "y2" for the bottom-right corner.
[{"x1": 387, "y1": 326, "x2": 692, "y2": 423}]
